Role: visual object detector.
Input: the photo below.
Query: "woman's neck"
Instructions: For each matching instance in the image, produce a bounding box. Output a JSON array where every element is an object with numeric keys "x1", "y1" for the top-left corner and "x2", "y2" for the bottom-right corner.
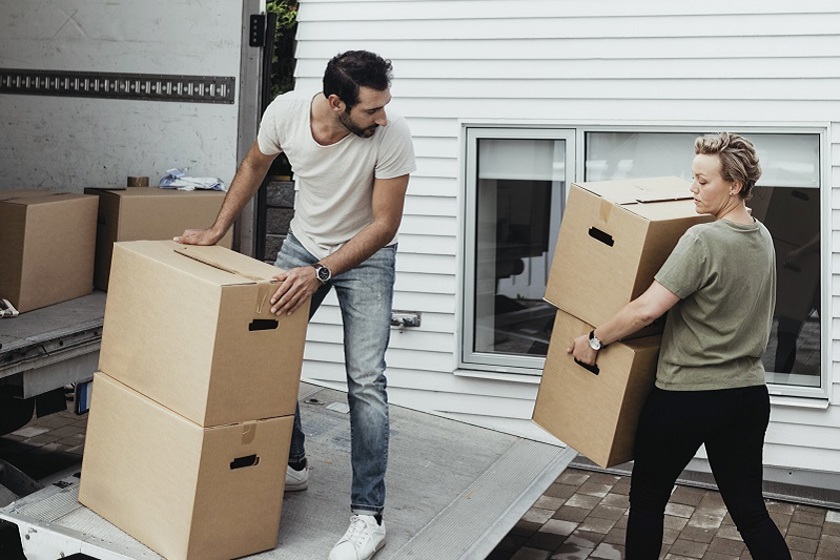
[{"x1": 717, "y1": 201, "x2": 754, "y2": 225}]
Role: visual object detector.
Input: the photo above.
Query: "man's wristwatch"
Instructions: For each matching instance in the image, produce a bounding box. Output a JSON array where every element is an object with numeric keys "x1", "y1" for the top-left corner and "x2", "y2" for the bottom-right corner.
[
  {"x1": 311, "y1": 263, "x2": 332, "y2": 284},
  {"x1": 588, "y1": 330, "x2": 606, "y2": 351}
]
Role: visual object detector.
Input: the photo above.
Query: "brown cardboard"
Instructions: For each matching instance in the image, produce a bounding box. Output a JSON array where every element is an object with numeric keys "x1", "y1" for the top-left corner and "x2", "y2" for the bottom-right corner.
[
  {"x1": 749, "y1": 186, "x2": 820, "y2": 247},
  {"x1": 532, "y1": 309, "x2": 661, "y2": 468},
  {"x1": 774, "y1": 239, "x2": 820, "y2": 322},
  {"x1": 79, "y1": 371, "x2": 291, "y2": 560},
  {"x1": 83, "y1": 187, "x2": 231, "y2": 290},
  {"x1": 98, "y1": 240, "x2": 309, "y2": 426},
  {"x1": 0, "y1": 190, "x2": 98, "y2": 312},
  {"x1": 544, "y1": 177, "x2": 713, "y2": 338}
]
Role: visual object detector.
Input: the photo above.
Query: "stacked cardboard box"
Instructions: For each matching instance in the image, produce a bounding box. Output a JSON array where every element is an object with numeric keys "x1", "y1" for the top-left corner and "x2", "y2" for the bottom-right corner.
[
  {"x1": 79, "y1": 240, "x2": 309, "y2": 560},
  {"x1": 83, "y1": 186, "x2": 231, "y2": 290},
  {"x1": 0, "y1": 190, "x2": 98, "y2": 312},
  {"x1": 533, "y1": 177, "x2": 713, "y2": 467}
]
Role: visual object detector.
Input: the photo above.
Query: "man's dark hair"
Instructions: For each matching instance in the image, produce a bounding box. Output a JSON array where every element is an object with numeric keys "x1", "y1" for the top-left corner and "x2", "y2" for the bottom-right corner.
[{"x1": 323, "y1": 50, "x2": 393, "y2": 110}]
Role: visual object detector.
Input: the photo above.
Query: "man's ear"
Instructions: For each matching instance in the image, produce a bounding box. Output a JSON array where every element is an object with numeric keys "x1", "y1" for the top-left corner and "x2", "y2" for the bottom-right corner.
[{"x1": 327, "y1": 94, "x2": 345, "y2": 113}]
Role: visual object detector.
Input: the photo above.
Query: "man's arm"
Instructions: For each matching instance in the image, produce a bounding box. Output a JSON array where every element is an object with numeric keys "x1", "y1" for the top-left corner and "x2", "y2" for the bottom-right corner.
[
  {"x1": 269, "y1": 174, "x2": 410, "y2": 315},
  {"x1": 175, "y1": 140, "x2": 277, "y2": 245}
]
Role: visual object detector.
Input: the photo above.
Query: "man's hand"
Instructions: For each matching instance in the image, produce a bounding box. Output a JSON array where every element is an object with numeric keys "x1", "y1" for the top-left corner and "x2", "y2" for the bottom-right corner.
[
  {"x1": 173, "y1": 227, "x2": 225, "y2": 246},
  {"x1": 568, "y1": 333, "x2": 598, "y2": 366},
  {"x1": 270, "y1": 266, "x2": 320, "y2": 316}
]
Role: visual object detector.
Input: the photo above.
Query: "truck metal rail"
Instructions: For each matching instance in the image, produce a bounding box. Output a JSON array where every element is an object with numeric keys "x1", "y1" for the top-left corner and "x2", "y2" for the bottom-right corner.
[{"x1": 0, "y1": 292, "x2": 106, "y2": 435}]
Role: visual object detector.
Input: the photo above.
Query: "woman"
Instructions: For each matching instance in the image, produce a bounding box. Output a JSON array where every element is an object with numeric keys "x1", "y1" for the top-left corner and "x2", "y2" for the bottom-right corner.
[{"x1": 569, "y1": 132, "x2": 791, "y2": 559}]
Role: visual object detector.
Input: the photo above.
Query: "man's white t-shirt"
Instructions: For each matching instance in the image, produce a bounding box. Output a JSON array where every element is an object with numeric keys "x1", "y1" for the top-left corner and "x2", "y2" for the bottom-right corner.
[{"x1": 257, "y1": 91, "x2": 417, "y2": 260}]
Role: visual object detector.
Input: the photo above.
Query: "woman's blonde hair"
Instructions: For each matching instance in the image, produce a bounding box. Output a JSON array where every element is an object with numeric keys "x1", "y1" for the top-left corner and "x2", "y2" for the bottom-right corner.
[{"x1": 694, "y1": 132, "x2": 762, "y2": 200}]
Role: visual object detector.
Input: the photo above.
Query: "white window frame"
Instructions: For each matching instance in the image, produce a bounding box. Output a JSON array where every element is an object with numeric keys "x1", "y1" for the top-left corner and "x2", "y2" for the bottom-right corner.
[
  {"x1": 458, "y1": 122, "x2": 830, "y2": 402},
  {"x1": 460, "y1": 125, "x2": 576, "y2": 374}
]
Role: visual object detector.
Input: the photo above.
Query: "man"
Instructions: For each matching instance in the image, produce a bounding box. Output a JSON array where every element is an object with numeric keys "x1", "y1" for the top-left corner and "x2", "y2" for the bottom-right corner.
[{"x1": 175, "y1": 50, "x2": 416, "y2": 560}]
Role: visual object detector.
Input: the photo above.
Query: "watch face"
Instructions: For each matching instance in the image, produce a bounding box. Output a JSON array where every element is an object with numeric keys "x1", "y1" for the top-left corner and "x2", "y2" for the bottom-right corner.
[
  {"x1": 317, "y1": 266, "x2": 331, "y2": 282},
  {"x1": 589, "y1": 337, "x2": 601, "y2": 351}
]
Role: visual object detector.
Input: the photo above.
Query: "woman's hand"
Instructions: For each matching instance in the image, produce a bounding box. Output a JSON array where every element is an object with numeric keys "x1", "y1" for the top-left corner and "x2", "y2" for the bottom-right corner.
[{"x1": 568, "y1": 333, "x2": 598, "y2": 366}]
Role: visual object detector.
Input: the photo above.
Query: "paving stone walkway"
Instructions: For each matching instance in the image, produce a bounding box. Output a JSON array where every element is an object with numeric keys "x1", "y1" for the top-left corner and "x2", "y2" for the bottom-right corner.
[{"x1": 489, "y1": 468, "x2": 840, "y2": 560}]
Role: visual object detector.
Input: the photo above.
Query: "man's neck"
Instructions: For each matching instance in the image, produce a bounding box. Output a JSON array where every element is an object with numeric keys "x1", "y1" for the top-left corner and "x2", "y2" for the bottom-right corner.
[{"x1": 310, "y1": 93, "x2": 350, "y2": 146}]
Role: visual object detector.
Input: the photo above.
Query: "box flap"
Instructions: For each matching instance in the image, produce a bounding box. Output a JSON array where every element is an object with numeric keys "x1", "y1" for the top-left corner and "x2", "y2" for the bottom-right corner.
[
  {"x1": 88, "y1": 186, "x2": 224, "y2": 199},
  {"x1": 0, "y1": 189, "x2": 55, "y2": 202},
  {"x1": 113, "y1": 241, "x2": 278, "y2": 284},
  {"x1": 173, "y1": 244, "x2": 278, "y2": 284},
  {"x1": 0, "y1": 191, "x2": 85, "y2": 206},
  {"x1": 85, "y1": 186, "x2": 128, "y2": 193},
  {"x1": 576, "y1": 176, "x2": 692, "y2": 205}
]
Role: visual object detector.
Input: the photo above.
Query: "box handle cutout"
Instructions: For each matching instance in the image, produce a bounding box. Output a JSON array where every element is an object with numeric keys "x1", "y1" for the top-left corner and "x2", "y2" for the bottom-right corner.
[
  {"x1": 230, "y1": 454, "x2": 260, "y2": 470},
  {"x1": 249, "y1": 319, "x2": 279, "y2": 331},
  {"x1": 588, "y1": 227, "x2": 614, "y2": 247},
  {"x1": 791, "y1": 190, "x2": 809, "y2": 201},
  {"x1": 574, "y1": 358, "x2": 600, "y2": 376}
]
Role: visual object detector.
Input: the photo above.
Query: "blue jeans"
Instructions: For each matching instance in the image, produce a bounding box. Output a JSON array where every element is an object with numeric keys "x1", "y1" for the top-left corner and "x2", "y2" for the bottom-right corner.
[
  {"x1": 626, "y1": 385, "x2": 790, "y2": 560},
  {"x1": 274, "y1": 232, "x2": 394, "y2": 515}
]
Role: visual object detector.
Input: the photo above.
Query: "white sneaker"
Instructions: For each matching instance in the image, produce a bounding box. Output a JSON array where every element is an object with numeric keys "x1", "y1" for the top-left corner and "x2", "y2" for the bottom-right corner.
[
  {"x1": 328, "y1": 515, "x2": 386, "y2": 560},
  {"x1": 285, "y1": 464, "x2": 309, "y2": 492}
]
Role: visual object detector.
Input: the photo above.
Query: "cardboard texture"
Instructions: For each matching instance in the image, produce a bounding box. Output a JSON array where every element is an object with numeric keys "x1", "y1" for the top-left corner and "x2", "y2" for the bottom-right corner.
[
  {"x1": 83, "y1": 187, "x2": 231, "y2": 290},
  {"x1": 774, "y1": 239, "x2": 820, "y2": 322},
  {"x1": 98, "y1": 240, "x2": 309, "y2": 426},
  {"x1": 0, "y1": 190, "x2": 98, "y2": 312},
  {"x1": 544, "y1": 177, "x2": 713, "y2": 338},
  {"x1": 79, "y1": 372, "x2": 292, "y2": 560},
  {"x1": 749, "y1": 186, "x2": 820, "y2": 247},
  {"x1": 532, "y1": 309, "x2": 661, "y2": 468}
]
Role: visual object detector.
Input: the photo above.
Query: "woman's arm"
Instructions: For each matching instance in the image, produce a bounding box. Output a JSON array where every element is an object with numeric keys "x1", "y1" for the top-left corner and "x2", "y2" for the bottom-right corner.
[{"x1": 568, "y1": 280, "x2": 680, "y2": 365}]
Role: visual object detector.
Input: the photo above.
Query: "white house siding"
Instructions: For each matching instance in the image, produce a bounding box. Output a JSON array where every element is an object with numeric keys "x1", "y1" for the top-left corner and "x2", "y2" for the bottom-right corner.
[{"x1": 290, "y1": 0, "x2": 840, "y2": 478}]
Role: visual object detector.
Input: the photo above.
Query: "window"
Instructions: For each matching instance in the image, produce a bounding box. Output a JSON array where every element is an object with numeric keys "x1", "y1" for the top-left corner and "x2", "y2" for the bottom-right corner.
[
  {"x1": 462, "y1": 126, "x2": 825, "y2": 396},
  {"x1": 462, "y1": 128, "x2": 574, "y2": 371},
  {"x1": 586, "y1": 131, "x2": 823, "y2": 393}
]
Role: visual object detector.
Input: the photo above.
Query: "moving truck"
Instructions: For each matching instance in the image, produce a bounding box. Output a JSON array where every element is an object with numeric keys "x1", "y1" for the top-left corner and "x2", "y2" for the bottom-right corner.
[
  {"x1": 0, "y1": 0, "x2": 265, "y2": 437},
  {"x1": 0, "y1": 2, "x2": 575, "y2": 558}
]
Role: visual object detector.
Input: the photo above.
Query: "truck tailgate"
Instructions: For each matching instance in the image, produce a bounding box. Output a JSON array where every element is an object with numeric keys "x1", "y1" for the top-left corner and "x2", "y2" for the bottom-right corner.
[{"x1": 0, "y1": 383, "x2": 574, "y2": 560}]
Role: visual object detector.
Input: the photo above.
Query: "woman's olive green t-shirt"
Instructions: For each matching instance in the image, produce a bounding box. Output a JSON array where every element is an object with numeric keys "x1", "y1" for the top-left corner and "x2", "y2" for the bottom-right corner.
[{"x1": 653, "y1": 219, "x2": 776, "y2": 391}]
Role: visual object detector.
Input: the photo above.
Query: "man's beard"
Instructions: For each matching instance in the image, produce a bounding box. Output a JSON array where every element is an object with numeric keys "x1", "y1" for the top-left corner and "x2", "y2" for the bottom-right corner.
[{"x1": 339, "y1": 110, "x2": 378, "y2": 138}]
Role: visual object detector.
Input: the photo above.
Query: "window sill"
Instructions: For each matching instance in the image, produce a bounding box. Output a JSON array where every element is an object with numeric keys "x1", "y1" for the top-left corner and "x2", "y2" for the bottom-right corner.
[
  {"x1": 768, "y1": 394, "x2": 830, "y2": 410},
  {"x1": 453, "y1": 368, "x2": 542, "y2": 384}
]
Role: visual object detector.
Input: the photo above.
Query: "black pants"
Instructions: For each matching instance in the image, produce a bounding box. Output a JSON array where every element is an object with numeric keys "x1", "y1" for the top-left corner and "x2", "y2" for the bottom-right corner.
[{"x1": 626, "y1": 385, "x2": 791, "y2": 560}]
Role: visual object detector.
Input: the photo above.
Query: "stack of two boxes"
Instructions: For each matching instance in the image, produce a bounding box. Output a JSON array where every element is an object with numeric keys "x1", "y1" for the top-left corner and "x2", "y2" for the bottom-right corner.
[
  {"x1": 532, "y1": 177, "x2": 712, "y2": 468},
  {"x1": 78, "y1": 240, "x2": 309, "y2": 560}
]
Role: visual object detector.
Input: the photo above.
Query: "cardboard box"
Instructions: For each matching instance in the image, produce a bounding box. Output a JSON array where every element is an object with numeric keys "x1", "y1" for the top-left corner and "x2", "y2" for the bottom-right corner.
[
  {"x1": 83, "y1": 187, "x2": 232, "y2": 290},
  {"x1": 544, "y1": 177, "x2": 713, "y2": 338},
  {"x1": 532, "y1": 309, "x2": 661, "y2": 468},
  {"x1": 79, "y1": 372, "x2": 292, "y2": 560},
  {"x1": 749, "y1": 186, "x2": 820, "y2": 247},
  {"x1": 774, "y1": 239, "x2": 820, "y2": 322},
  {"x1": 98, "y1": 240, "x2": 308, "y2": 426},
  {"x1": 0, "y1": 190, "x2": 98, "y2": 312}
]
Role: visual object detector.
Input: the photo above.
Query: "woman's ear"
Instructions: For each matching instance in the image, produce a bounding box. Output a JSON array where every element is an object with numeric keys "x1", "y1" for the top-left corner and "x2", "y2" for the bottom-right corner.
[{"x1": 730, "y1": 181, "x2": 743, "y2": 196}]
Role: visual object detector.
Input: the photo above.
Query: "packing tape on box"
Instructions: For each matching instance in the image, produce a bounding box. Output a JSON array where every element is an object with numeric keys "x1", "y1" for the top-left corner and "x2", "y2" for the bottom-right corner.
[
  {"x1": 256, "y1": 283, "x2": 273, "y2": 314},
  {"x1": 127, "y1": 176, "x2": 149, "y2": 187},
  {"x1": 241, "y1": 421, "x2": 257, "y2": 444},
  {"x1": 598, "y1": 198, "x2": 613, "y2": 223}
]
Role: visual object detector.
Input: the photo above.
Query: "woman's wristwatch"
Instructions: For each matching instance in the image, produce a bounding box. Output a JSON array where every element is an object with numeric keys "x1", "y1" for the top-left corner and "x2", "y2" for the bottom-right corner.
[{"x1": 588, "y1": 330, "x2": 606, "y2": 351}]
